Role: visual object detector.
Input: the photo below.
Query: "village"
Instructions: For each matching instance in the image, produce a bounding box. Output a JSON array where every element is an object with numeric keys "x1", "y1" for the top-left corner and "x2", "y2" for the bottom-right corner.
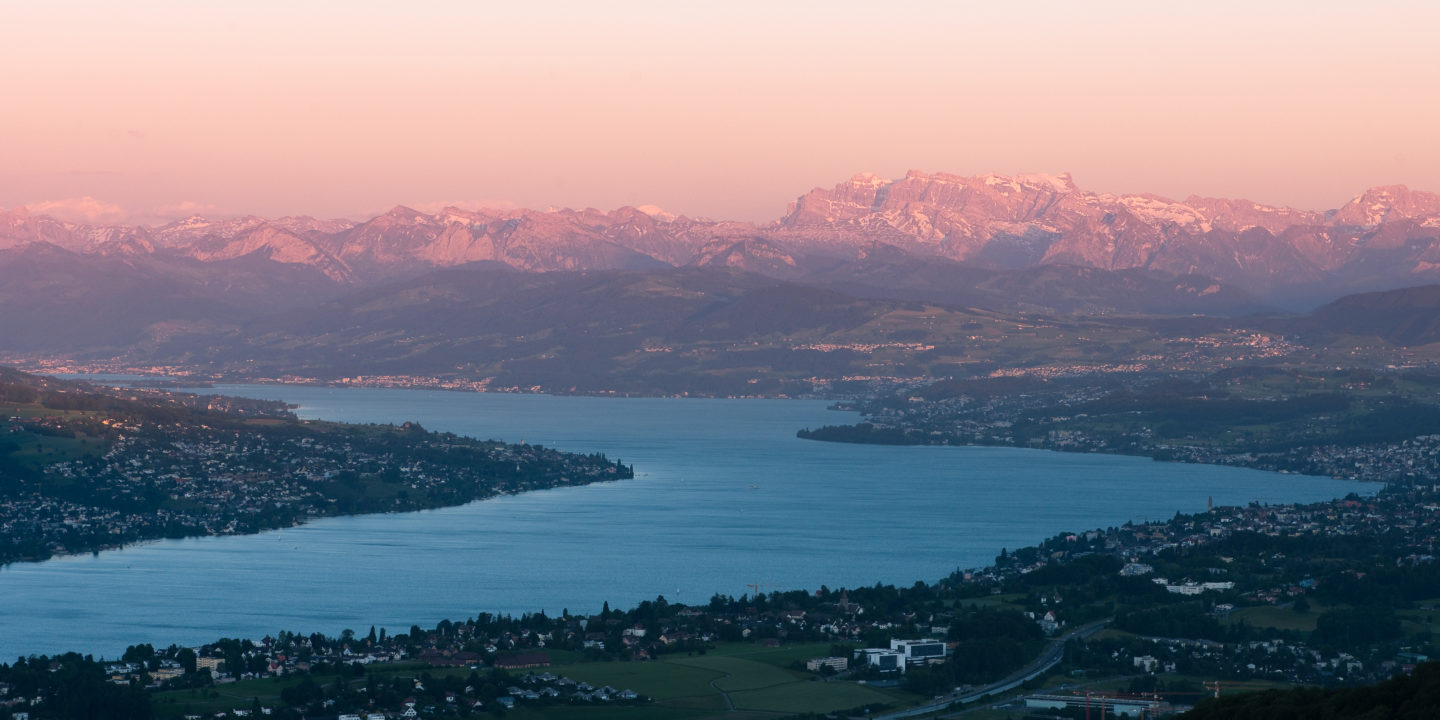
[
  {"x1": 0, "y1": 376, "x2": 632, "y2": 566},
  {"x1": 806, "y1": 366, "x2": 1440, "y2": 485}
]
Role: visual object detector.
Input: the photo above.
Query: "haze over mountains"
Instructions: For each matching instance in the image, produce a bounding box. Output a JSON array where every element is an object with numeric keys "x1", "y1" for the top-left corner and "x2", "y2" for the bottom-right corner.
[
  {"x1": 6, "y1": 171, "x2": 1440, "y2": 307},
  {"x1": 6, "y1": 171, "x2": 1440, "y2": 392}
]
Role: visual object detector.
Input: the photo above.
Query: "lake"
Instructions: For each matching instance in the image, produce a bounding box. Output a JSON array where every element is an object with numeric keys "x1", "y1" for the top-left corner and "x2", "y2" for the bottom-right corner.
[{"x1": 0, "y1": 384, "x2": 1371, "y2": 658}]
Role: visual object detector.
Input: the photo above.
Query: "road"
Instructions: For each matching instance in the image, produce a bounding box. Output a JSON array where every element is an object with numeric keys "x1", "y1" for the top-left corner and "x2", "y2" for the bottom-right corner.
[{"x1": 874, "y1": 618, "x2": 1111, "y2": 720}]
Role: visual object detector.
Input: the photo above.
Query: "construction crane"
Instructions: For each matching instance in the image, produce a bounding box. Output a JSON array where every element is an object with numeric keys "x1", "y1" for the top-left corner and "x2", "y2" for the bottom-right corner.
[{"x1": 745, "y1": 583, "x2": 777, "y2": 600}]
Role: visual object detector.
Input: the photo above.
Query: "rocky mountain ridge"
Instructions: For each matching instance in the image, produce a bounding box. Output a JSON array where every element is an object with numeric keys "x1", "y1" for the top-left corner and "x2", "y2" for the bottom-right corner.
[
  {"x1": 776, "y1": 172, "x2": 1440, "y2": 297},
  {"x1": 6, "y1": 172, "x2": 1440, "y2": 307}
]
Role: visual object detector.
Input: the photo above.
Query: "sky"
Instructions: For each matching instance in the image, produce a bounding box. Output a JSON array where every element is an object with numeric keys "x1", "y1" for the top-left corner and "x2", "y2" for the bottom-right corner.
[{"x1": 3, "y1": 0, "x2": 1439, "y2": 225}]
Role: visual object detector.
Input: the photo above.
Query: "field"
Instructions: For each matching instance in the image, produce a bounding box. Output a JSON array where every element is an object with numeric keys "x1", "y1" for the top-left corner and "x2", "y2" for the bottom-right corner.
[
  {"x1": 0, "y1": 431, "x2": 106, "y2": 472},
  {"x1": 163, "y1": 642, "x2": 921, "y2": 720},
  {"x1": 0, "y1": 402, "x2": 110, "y2": 469},
  {"x1": 0, "y1": 404, "x2": 106, "y2": 419},
  {"x1": 1222, "y1": 602, "x2": 1345, "y2": 633},
  {"x1": 538, "y1": 643, "x2": 913, "y2": 718},
  {"x1": 1396, "y1": 600, "x2": 1440, "y2": 636},
  {"x1": 153, "y1": 676, "x2": 307, "y2": 719}
]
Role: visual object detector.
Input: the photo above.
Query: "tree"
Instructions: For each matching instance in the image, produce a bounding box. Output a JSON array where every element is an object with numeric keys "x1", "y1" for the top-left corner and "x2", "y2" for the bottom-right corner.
[
  {"x1": 122, "y1": 644, "x2": 155, "y2": 665},
  {"x1": 1313, "y1": 608, "x2": 1401, "y2": 647},
  {"x1": 177, "y1": 648, "x2": 197, "y2": 674}
]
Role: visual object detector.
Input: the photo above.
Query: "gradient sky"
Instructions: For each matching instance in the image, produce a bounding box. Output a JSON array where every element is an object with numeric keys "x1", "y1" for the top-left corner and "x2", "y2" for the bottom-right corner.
[{"x1": 3, "y1": 1, "x2": 1439, "y2": 224}]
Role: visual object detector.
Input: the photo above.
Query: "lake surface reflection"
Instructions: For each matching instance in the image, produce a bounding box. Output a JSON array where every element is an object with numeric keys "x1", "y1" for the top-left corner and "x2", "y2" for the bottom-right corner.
[{"x1": 0, "y1": 385, "x2": 1370, "y2": 658}]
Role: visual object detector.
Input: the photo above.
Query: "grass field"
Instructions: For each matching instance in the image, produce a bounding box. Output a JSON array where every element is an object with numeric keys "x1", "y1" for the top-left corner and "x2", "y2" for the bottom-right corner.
[
  {"x1": 663, "y1": 645, "x2": 909, "y2": 714},
  {"x1": 1159, "y1": 673, "x2": 1294, "y2": 697},
  {"x1": 506, "y1": 708, "x2": 788, "y2": 720},
  {"x1": 540, "y1": 642, "x2": 910, "y2": 715},
  {"x1": 730, "y1": 680, "x2": 895, "y2": 714},
  {"x1": 1223, "y1": 603, "x2": 1342, "y2": 633},
  {"x1": 505, "y1": 704, "x2": 729, "y2": 720},
  {"x1": 704, "y1": 641, "x2": 832, "y2": 665},
  {"x1": 0, "y1": 430, "x2": 106, "y2": 468},
  {"x1": 555, "y1": 660, "x2": 722, "y2": 700},
  {"x1": 152, "y1": 676, "x2": 308, "y2": 719},
  {"x1": 1396, "y1": 607, "x2": 1440, "y2": 637},
  {"x1": 0, "y1": 405, "x2": 106, "y2": 419},
  {"x1": 330, "y1": 642, "x2": 917, "y2": 719},
  {"x1": 1088, "y1": 627, "x2": 1139, "y2": 642}
]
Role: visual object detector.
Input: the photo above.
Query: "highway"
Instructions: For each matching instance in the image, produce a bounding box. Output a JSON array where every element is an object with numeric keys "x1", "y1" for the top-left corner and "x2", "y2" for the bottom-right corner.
[{"x1": 874, "y1": 618, "x2": 1111, "y2": 720}]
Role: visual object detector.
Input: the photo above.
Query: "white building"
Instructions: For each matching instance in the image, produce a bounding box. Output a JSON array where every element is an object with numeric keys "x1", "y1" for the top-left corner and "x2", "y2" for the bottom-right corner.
[
  {"x1": 857, "y1": 649, "x2": 906, "y2": 673},
  {"x1": 805, "y1": 656, "x2": 849, "y2": 672},
  {"x1": 1153, "y1": 578, "x2": 1235, "y2": 594},
  {"x1": 1119, "y1": 562, "x2": 1154, "y2": 577},
  {"x1": 891, "y1": 638, "x2": 947, "y2": 665}
]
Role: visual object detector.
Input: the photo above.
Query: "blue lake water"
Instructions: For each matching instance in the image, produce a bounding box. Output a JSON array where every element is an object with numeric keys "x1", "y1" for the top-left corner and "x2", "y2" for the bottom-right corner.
[{"x1": 0, "y1": 384, "x2": 1372, "y2": 659}]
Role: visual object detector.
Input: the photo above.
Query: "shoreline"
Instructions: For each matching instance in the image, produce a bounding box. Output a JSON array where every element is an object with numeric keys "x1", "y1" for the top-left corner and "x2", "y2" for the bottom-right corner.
[
  {"x1": 2, "y1": 377, "x2": 1375, "y2": 661},
  {"x1": 2, "y1": 464, "x2": 1372, "y2": 660},
  {"x1": 0, "y1": 470, "x2": 632, "y2": 571},
  {"x1": 4, "y1": 483, "x2": 1408, "y2": 662},
  {"x1": 796, "y1": 428, "x2": 1392, "y2": 489},
  {"x1": 16, "y1": 361, "x2": 922, "y2": 400}
]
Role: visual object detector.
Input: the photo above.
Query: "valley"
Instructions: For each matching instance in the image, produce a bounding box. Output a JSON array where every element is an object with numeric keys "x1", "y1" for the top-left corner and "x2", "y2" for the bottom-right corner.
[
  {"x1": 12, "y1": 265, "x2": 1440, "y2": 400},
  {"x1": 8, "y1": 172, "x2": 1440, "y2": 403}
]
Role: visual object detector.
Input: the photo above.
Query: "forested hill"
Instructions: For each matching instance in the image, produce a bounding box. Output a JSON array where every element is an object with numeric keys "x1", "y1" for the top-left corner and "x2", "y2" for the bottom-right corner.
[
  {"x1": 0, "y1": 368, "x2": 632, "y2": 565},
  {"x1": 1300, "y1": 283, "x2": 1440, "y2": 346},
  {"x1": 1183, "y1": 661, "x2": 1440, "y2": 718}
]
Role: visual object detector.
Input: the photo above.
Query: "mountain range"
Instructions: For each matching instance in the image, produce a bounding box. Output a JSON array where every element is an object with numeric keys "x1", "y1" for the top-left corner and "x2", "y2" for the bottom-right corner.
[
  {"x1": 7, "y1": 171, "x2": 1440, "y2": 392},
  {"x1": 6, "y1": 171, "x2": 1440, "y2": 312}
]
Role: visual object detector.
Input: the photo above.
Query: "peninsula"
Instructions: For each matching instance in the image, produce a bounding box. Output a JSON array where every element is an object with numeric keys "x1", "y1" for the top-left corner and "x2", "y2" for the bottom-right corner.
[{"x1": 0, "y1": 368, "x2": 632, "y2": 566}]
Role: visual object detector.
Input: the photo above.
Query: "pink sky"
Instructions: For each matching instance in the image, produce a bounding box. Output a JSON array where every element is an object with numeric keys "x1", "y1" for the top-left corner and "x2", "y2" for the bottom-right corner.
[{"x1": 3, "y1": 1, "x2": 1439, "y2": 224}]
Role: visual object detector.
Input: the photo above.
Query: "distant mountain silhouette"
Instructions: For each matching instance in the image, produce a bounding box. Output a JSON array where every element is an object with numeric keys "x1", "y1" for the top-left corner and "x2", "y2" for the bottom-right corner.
[
  {"x1": 1300, "y1": 284, "x2": 1440, "y2": 346},
  {"x1": 6, "y1": 171, "x2": 1440, "y2": 312}
]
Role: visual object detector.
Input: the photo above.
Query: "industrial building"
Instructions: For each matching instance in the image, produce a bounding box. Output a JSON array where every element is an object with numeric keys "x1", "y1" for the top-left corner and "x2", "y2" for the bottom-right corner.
[
  {"x1": 1024, "y1": 692, "x2": 1173, "y2": 717},
  {"x1": 890, "y1": 638, "x2": 948, "y2": 665}
]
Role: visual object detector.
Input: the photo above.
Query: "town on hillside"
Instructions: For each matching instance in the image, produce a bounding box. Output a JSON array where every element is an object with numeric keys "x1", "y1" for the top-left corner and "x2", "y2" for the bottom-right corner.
[{"x1": 0, "y1": 370, "x2": 632, "y2": 566}]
